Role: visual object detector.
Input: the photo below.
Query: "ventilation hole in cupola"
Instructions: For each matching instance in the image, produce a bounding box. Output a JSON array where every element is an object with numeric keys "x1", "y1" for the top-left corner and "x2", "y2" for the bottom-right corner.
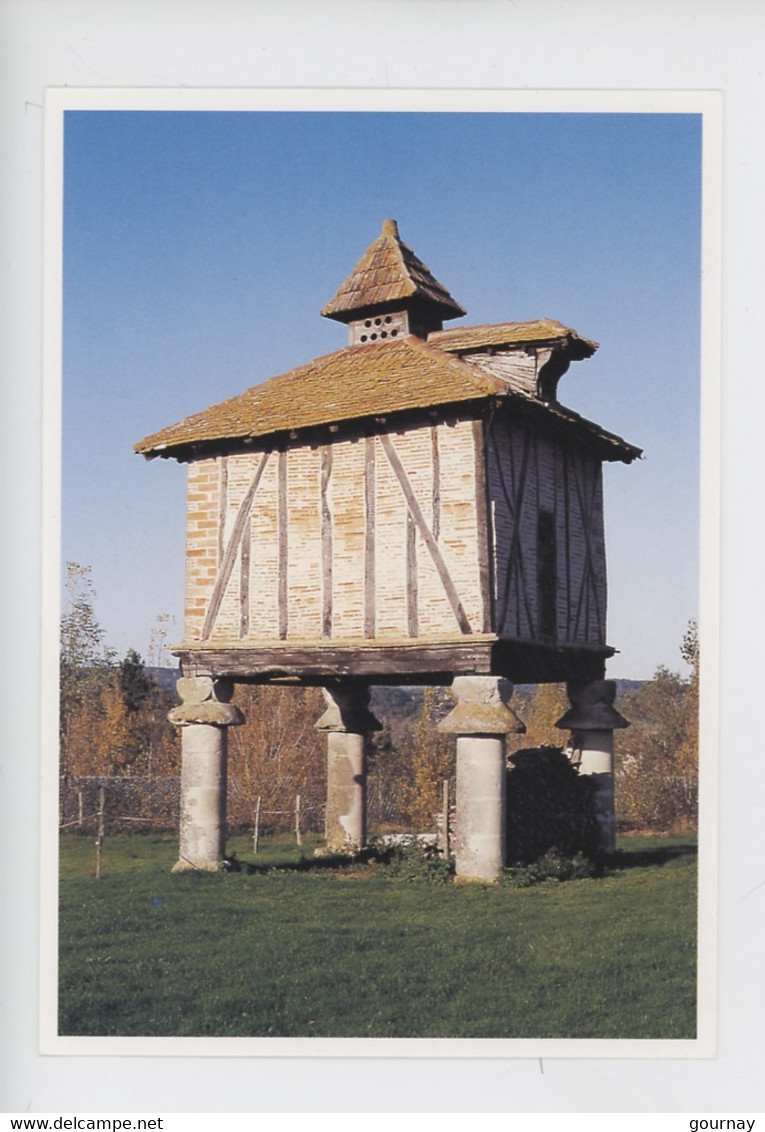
[
  {"x1": 385, "y1": 316, "x2": 392, "y2": 324},
  {"x1": 374, "y1": 318, "x2": 382, "y2": 326},
  {"x1": 370, "y1": 333, "x2": 378, "y2": 340},
  {"x1": 360, "y1": 335, "x2": 368, "y2": 342},
  {"x1": 381, "y1": 331, "x2": 388, "y2": 338},
  {"x1": 364, "y1": 320, "x2": 372, "y2": 328},
  {"x1": 391, "y1": 328, "x2": 398, "y2": 336}
]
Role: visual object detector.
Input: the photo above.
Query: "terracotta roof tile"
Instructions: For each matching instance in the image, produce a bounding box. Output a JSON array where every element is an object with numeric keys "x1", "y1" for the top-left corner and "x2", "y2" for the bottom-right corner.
[{"x1": 321, "y1": 219, "x2": 465, "y2": 322}]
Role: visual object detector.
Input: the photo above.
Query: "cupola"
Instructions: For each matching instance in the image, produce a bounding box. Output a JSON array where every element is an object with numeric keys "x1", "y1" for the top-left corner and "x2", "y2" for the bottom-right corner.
[{"x1": 321, "y1": 218, "x2": 466, "y2": 345}]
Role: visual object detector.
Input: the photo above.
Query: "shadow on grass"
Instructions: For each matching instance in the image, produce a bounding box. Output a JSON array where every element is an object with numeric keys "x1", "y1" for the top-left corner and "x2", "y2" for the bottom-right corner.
[
  {"x1": 609, "y1": 842, "x2": 698, "y2": 870},
  {"x1": 222, "y1": 848, "x2": 382, "y2": 876},
  {"x1": 225, "y1": 842, "x2": 698, "y2": 880}
]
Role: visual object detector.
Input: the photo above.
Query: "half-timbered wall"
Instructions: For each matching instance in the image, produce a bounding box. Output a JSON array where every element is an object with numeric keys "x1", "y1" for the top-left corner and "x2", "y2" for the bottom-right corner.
[
  {"x1": 486, "y1": 411, "x2": 607, "y2": 646},
  {"x1": 183, "y1": 417, "x2": 490, "y2": 648}
]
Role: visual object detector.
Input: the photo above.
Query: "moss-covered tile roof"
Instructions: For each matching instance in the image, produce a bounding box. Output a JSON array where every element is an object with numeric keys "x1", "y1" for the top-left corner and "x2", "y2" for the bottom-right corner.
[
  {"x1": 429, "y1": 319, "x2": 598, "y2": 358},
  {"x1": 321, "y1": 219, "x2": 466, "y2": 323},
  {"x1": 135, "y1": 336, "x2": 503, "y2": 456},
  {"x1": 134, "y1": 331, "x2": 641, "y2": 464}
]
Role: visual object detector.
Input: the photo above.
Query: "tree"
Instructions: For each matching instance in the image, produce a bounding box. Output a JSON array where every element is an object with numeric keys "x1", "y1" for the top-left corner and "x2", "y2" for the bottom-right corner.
[
  {"x1": 60, "y1": 567, "x2": 180, "y2": 780},
  {"x1": 509, "y1": 682, "x2": 568, "y2": 754},
  {"x1": 147, "y1": 612, "x2": 174, "y2": 670},
  {"x1": 95, "y1": 679, "x2": 135, "y2": 775},
  {"x1": 143, "y1": 615, "x2": 182, "y2": 776},
  {"x1": 675, "y1": 619, "x2": 700, "y2": 820},
  {"x1": 227, "y1": 685, "x2": 325, "y2": 832},
  {"x1": 60, "y1": 564, "x2": 111, "y2": 673},
  {"x1": 615, "y1": 620, "x2": 699, "y2": 831},
  {"x1": 59, "y1": 564, "x2": 115, "y2": 778},
  {"x1": 118, "y1": 648, "x2": 152, "y2": 712},
  {"x1": 400, "y1": 686, "x2": 454, "y2": 830},
  {"x1": 96, "y1": 649, "x2": 170, "y2": 775},
  {"x1": 366, "y1": 688, "x2": 421, "y2": 829}
]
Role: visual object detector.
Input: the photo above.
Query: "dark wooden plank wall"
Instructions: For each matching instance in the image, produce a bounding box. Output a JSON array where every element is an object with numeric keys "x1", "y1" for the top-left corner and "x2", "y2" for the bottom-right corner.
[{"x1": 486, "y1": 414, "x2": 606, "y2": 646}]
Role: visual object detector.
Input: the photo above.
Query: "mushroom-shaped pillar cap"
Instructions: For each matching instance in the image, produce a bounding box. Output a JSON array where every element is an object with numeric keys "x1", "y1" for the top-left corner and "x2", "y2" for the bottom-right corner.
[
  {"x1": 555, "y1": 679, "x2": 629, "y2": 731},
  {"x1": 438, "y1": 676, "x2": 526, "y2": 735},
  {"x1": 315, "y1": 681, "x2": 382, "y2": 734}
]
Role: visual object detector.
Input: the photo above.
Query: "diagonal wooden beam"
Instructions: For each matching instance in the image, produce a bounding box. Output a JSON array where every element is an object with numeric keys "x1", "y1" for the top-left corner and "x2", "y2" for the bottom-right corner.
[
  {"x1": 570, "y1": 453, "x2": 603, "y2": 641},
  {"x1": 486, "y1": 418, "x2": 516, "y2": 632},
  {"x1": 562, "y1": 446, "x2": 573, "y2": 641},
  {"x1": 569, "y1": 454, "x2": 588, "y2": 640},
  {"x1": 490, "y1": 419, "x2": 533, "y2": 637},
  {"x1": 201, "y1": 450, "x2": 271, "y2": 641},
  {"x1": 379, "y1": 433, "x2": 472, "y2": 635},
  {"x1": 508, "y1": 430, "x2": 535, "y2": 637}
]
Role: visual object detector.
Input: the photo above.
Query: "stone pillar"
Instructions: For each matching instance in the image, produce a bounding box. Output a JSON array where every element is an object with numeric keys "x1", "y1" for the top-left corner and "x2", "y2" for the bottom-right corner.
[
  {"x1": 168, "y1": 676, "x2": 244, "y2": 872},
  {"x1": 438, "y1": 676, "x2": 525, "y2": 882},
  {"x1": 555, "y1": 679, "x2": 629, "y2": 856},
  {"x1": 315, "y1": 681, "x2": 381, "y2": 854}
]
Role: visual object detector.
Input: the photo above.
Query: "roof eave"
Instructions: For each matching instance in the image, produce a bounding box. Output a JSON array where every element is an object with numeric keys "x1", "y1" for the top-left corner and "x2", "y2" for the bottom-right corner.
[
  {"x1": 135, "y1": 394, "x2": 498, "y2": 463},
  {"x1": 321, "y1": 292, "x2": 466, "y2": 324},
  {"x1": 136, "y1": 386, "x2": 641, "y2": 466}
]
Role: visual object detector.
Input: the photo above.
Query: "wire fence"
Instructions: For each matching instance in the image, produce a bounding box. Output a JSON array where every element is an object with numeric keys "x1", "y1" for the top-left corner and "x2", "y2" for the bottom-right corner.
[
  {"x1": 58, "y1": 771, "x2": 415, "y2": 837},
  {"x1": 60, "y1": 776, "x2": 182, "y2": 831}
]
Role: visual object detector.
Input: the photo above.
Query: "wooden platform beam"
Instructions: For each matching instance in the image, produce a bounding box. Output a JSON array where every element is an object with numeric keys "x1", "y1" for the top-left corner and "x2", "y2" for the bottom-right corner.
[{"x1": 175, "y1": 636, "x2": 612, "y2": 686}]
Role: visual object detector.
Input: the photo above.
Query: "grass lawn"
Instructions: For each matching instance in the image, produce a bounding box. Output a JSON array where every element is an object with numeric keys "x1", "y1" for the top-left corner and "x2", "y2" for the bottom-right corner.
[{"x1": 58, "y1": 831, "x2": 697, "y2": 1040}]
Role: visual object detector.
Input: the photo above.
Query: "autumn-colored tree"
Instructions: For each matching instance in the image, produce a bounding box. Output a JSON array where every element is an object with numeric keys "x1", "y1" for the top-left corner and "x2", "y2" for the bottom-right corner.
[
  {"x1": 60, "y1": 564, "x2": 115, "y2": 778},
  {"x1": 88, "y1": 650, "x2": 180, "y2": 776},
  {"x1": 61, "y1": 566, "x2": 180, "y2": 780},
  {"x1": 62, "y1": 689, "x2": 106, "y2": 778},
  {"x1": 676, "y1": 620, "x2": 700, "y2": 817},
  {"x1": 615, "y1": 621, "x2": 699, "y2": 831},
  {"x1": 227, "y1": 685, "x2": 325, "y2": 832},
  {"x1": 509, "y1": 682, "x2": 568, "y2": 754},
  {"x1": 143, "y1": 615, "x2": 182, "y2": 776},
  {"x1": 136, "y1": 681, "x2": 181, "y2": 777},
  {"x1": 400, "y1": 686, "x2": 454, "y2": 830},
  {"x1": 366, "y1": 718, "x2": 416, "y2": 829}
]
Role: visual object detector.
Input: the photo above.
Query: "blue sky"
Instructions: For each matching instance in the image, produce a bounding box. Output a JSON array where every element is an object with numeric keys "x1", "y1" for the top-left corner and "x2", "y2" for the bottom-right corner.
[{"x1": 62, "y1": 109, "x2": 702, "y2": 679}]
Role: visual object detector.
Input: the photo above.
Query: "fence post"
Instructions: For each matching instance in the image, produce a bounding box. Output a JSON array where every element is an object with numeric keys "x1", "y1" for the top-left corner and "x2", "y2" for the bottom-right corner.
[
  {"x1": 95, "y1": 787, "x2": 105, "y2": 880},
  {"x1": 253, "y1": 795, "x2": 261, "y2": 854},
  {"x1": 295, "y1": 793, "x2": 302, "y2": 847},
  {"x1": 77, "y1": 790, "x2": 83, "y2": 829}
]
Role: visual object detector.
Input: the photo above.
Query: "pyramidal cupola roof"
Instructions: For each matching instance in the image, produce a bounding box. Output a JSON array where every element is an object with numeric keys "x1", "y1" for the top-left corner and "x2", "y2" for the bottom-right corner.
[{"x1": 321, "y1": 219, "x2": 466, "y2": 324}]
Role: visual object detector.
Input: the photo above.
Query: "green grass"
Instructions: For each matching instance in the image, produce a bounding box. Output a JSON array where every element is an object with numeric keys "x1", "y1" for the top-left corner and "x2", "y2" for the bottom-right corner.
[{"x1": 58, "y1": 831, "x2": 697, "y2": 1039}]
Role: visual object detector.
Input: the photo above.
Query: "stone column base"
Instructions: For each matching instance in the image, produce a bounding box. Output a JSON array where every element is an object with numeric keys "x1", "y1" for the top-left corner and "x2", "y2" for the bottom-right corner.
[
  {"x1": 439, "y1": 676, "x2": 525, "y2": 883},
  {"x1": 556, "y1": 679, "x2": 628, "y2": 856},
  {"x1": 169, "y1": 676, "x2": 243, "y2": 873},
  {"x1": 316, "y1": 681, "x2": 380, "y2": 854}
]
